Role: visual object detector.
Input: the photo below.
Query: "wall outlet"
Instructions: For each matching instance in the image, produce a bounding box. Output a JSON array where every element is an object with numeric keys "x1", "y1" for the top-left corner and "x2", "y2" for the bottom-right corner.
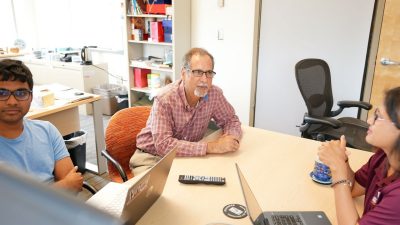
[{"x1": 218, "y1": 29, "x2": 224, "y2": 40}]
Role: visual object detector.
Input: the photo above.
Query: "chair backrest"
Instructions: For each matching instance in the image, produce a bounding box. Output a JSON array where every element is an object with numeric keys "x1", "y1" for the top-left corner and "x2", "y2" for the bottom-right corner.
[
  {"x1": 295, "y1": 58, "x2": 334, "y2": 117},
  {"x1": 105, "y1": 106, "x2": 151, "y2": 183}
]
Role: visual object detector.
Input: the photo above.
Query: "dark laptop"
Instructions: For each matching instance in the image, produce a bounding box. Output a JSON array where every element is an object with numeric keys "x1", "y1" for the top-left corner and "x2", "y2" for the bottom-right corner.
[{"x1": 235, "y1": 163, "x2": 332, "y2": 225}]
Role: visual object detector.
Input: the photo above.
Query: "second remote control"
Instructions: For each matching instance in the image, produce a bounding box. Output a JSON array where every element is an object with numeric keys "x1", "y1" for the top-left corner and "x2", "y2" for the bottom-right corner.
[{"x1": 178, "y1": 175, "x2": 226, "y2": 185}]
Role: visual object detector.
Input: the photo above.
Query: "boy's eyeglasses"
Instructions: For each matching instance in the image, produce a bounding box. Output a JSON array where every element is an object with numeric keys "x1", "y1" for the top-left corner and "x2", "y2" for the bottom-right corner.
[{"x1": 0, "y1": 88, "x2": 32, "y2": 101}]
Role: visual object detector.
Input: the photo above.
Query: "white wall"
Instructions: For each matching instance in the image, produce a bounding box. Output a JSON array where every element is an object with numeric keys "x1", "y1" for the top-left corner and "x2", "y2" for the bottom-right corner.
[
  {"x1": 91, "y1": 50, "x2": 128, "y2": 87},
  {"x1": 191, "y1": 0, "x2": 259, "y2": 126},
  {"x1": 255, "y1": 0, "x2": 375, "y2": 136}
]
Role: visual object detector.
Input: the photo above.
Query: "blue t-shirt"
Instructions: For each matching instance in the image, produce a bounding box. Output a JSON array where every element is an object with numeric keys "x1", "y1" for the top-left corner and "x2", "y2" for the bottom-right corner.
[{"x1": 0, "y1": 119, "x2": 69, "y2": 183}]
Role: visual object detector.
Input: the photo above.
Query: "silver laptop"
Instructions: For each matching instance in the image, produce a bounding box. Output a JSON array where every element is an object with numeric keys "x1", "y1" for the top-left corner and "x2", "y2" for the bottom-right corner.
[
  {"x1": 93, "y1": 148, "x2": 176, "y2": 224},
  {"x1": 235, "y1": 164, "x2": 332, "y2": 225},
  {"x1": 0, "y1": 163, "x2": 122, "y2": 225}
]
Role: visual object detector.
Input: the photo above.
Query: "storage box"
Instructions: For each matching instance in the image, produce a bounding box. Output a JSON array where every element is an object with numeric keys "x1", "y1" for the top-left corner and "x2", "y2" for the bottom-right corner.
[
  {"x1": 99, "y1": 97, "x2": 118, "y2": 116},
  {"x1": 134, "y1": 68, "x2": 151, "y2": 87},
  {"x1": 147, "y1": 73, "x2": 161, "y2": 88},
  {"x1": 93, "y1": 84, "x2": 126, "y2": 116},
  {"x1": 164, "y1": 33, "x2": 172, "y2": 43},
  {"x1": 150, "y1": 21, "x2": 164, "y2": 42},
  {"x1": 162, "y1": 19, "x2": 172, "y2": 34},
  {"x1": 35, "y1": 90, "x2": 55, "y2": 107},
  {"x1": 132, "y1": 29, "x2": 143, "y2": 41},
  {"x1": 146, "y1": 4, "x2": 171, "y2": 14}
]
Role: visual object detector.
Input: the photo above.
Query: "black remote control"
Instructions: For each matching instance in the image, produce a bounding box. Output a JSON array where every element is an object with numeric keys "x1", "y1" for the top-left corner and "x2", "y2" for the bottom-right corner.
[{"x1": 178, "y1": 175, "x2": 226, "y2": 185}]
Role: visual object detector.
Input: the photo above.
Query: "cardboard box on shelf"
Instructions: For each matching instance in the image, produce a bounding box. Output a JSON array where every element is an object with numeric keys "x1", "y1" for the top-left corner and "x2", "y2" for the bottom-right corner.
[
  {"x1": 146, "y1": 4, "x2": 171, "y2": 15},
  {"x1": 147, "y1": 73, "x2": 161, "y2": 88}
]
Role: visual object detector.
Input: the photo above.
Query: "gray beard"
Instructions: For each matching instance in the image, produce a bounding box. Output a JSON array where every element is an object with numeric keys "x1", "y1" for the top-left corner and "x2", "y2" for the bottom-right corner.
[{"x1": 194, "y1": 88, "x2": 208, "y2": 97}]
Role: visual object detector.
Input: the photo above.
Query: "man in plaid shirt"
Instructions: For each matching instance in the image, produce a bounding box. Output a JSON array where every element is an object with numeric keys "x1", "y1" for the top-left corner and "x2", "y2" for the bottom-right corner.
[{"x1": 130, "y1": 48, "x2": 242, "y2": 174}]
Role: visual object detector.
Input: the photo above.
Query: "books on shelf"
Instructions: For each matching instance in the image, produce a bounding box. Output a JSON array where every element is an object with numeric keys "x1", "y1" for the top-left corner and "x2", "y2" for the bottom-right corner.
[
  {"x1": 130, "y1": 57, "x2": 172, "y2": 70},
  {"x1": 129, "y1": 0, "x2": 145, "y2": 15}
]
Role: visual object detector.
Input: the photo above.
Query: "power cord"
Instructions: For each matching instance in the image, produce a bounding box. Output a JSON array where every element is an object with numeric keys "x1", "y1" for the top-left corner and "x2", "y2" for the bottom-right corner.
[{"x1": 90, "y1": 64, "x2": 127, "y2": 83}]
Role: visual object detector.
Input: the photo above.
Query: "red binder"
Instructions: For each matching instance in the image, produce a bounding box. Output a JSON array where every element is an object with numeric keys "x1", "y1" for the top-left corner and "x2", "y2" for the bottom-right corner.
[{"x1": 134, "y1": 68, "x2": 151, "y2": 88}]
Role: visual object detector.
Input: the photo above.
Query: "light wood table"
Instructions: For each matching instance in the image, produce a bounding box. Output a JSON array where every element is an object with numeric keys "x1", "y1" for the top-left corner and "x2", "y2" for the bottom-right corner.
[
  {"x1": 91, "y1": 126, "x2": 373, "y2": 225},
  {"x1": 26, "y1": 94, "x2": 107, "y2": 174},
  {"x1": 138, "y1": 126, "x2": 372, "y2": 225}
]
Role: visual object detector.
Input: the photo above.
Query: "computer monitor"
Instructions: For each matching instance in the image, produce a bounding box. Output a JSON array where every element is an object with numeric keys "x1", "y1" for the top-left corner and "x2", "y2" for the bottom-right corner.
[{"x1": 0, "y1": 163, "x2": 123, "y2": 225}]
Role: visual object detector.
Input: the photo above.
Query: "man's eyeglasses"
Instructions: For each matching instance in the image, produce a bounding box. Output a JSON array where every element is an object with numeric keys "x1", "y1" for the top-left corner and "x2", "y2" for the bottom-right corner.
[
  {"x1": 0, "y1": 88, "x2": 32, "y2": 101},
  {"x1": 186, "y1": 68, "x2": 216, "y2": 78}
]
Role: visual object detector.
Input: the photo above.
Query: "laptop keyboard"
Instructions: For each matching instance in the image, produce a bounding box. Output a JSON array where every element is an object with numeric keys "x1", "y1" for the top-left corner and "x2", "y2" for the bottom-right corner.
[
  {"x1": 100, "y1": 189, "x2": 127, "y2": 217},
  {"x1": 271, "y1": 215, "x2": 304, "y2": 225}
]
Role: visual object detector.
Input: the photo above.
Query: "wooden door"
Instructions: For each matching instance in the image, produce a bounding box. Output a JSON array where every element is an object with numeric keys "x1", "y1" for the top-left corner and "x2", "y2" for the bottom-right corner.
[{"x1": 369, "y1": 0, "x2": 400, "y2": 117}]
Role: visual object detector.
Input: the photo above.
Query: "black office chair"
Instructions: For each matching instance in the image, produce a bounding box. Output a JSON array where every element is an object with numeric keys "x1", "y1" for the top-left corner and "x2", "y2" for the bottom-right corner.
[
  {"x1": 295, "y1": 58, "x2": 373, "y2": 151},
  {"x1": 82, "y1": 181, "x2": 97, "y2": 195}
]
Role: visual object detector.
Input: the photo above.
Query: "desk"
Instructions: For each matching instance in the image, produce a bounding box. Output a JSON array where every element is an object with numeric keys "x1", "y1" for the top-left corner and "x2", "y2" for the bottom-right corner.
[
  {"x1": 26, "y1": 94, "x2": 107, "y2": 174},
  {"x1": 91, "y1": 126, "x2": 373, "y2": 225}
]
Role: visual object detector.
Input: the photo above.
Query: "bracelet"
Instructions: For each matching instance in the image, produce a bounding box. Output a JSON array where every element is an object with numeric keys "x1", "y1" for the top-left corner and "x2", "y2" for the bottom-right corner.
[{"x1": 331, "y1": 179, "x2": 352, "y2": 188}]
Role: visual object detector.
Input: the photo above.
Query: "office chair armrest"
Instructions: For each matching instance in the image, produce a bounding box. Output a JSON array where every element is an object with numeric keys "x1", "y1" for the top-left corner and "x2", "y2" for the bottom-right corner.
[
  {"x1": 337, "y1": 100, "x2": 372, "y2": 110},
  {"x1": 304, "y1": 115, "x2": 343, "y2": 128},
  {"x1": 101, "y1": 149, "x2": 128, "y2": 182},
  {"x1": 331, "y1": 100, "x2": 372, "y2": 116},
  {"x1": 83, "y1": 181, "x2": 97, "y2": 194}
]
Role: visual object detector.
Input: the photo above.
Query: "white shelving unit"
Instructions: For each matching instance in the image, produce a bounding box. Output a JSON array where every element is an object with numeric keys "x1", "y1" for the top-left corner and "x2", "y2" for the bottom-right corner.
[{"x1": 122, "y1": 0, "x2": 191, "y2": 106}]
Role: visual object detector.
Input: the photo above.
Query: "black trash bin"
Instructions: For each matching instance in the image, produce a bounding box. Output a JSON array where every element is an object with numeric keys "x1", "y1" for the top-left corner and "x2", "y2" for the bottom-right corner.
[
  {"x1": 63, "y1": 130, "x2": 87, "y2": 173},
  {"x1": 116, "y1": 94, "x2": 129, "y2": 110}
]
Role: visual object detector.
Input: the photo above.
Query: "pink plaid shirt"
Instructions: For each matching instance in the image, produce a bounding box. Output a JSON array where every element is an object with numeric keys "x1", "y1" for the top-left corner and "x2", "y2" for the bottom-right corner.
[{"x1": 136, "y1": 80, "x2": 242, "y2": 157}]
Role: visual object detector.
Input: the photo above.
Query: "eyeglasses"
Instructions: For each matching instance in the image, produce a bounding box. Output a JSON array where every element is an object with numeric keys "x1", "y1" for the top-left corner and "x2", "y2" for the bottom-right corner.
[
  {"x1": 186, "y1": 68, "x2": 216, "y2": 78},
  {"x1": 0, "y1": 88, "x2": 32, "y2": 101},
  {"x1": 372, "y1": 108, "x2": 394, "y2": 126}
]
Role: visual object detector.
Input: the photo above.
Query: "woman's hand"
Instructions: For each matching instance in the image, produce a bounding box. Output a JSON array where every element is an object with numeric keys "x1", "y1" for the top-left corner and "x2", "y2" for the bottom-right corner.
[{"x1": 317, "y1": 135, "x2": 349, "y2": 178}]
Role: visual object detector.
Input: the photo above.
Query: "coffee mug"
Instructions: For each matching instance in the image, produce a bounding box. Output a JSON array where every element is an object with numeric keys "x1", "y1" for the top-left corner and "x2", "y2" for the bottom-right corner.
[{"x1": 311, "y1": 157, "x2": 332, "y2": 184}]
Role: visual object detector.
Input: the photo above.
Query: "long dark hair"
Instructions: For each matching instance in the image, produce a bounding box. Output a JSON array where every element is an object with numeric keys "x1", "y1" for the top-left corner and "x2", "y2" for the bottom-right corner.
[{"x1": 385, "y1": 87, "x2": 400, "y2": 167}]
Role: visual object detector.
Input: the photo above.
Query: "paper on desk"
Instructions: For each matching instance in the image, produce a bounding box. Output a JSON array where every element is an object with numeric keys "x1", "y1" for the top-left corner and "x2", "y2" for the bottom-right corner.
[
  {"x1": 34, "y1": 83, "x2": 93, "y2": 104},
  {"x1": 54, "y1": 88, "x2": 93, "y2": 103},
  {"x1": 35, "y1": 83, "x2": 71, "y2": 92}
]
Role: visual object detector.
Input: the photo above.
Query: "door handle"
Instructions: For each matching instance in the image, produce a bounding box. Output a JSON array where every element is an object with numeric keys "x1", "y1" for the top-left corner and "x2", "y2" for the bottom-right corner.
[{"x1": 381, "y1": 58, "x2": 400, "y2": 66}]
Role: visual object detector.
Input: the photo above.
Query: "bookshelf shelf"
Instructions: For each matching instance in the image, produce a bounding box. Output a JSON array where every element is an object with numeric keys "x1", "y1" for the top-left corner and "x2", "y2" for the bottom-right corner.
[
  {"x1": 128, "y1": 40, "x2": 173, "y2": 46},
  {"x1": 127, "y1": 14, "x2": 168, "y2": 18},
  {"x1": 131, "y1": 87, "x2": 162, "y2": 95},
  {"x1": 129, "y1": 64, "x2": 173, "y2": 73}
]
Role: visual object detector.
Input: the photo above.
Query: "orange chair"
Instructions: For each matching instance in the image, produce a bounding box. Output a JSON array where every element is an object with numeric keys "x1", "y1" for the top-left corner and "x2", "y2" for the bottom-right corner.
[{"x1": 101, "y1": 106, "x2": 151, "y2": 183}]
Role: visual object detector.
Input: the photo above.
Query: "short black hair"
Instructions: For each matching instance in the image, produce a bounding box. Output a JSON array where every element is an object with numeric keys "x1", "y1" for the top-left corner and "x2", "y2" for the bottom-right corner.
[{"x1": 0, "y1": 59, "x2": 34, "y2": 90}]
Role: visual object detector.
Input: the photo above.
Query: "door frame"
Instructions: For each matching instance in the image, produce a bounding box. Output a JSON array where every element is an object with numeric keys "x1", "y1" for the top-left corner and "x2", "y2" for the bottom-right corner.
[{"x1": 360, "y1": 0, "x2": 386, "y2": 120}]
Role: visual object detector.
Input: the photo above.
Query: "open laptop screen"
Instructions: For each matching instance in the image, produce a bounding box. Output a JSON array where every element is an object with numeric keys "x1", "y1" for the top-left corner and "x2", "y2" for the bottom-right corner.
[{"x1": 236, "y1": 163, "x2": 265, "y2": 224}]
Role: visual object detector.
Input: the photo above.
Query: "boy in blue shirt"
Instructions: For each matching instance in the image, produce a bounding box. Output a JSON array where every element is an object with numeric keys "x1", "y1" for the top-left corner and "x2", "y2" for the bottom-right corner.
[{"x1": 0, "y1": 59, "x2": 83, "y2": 192}]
